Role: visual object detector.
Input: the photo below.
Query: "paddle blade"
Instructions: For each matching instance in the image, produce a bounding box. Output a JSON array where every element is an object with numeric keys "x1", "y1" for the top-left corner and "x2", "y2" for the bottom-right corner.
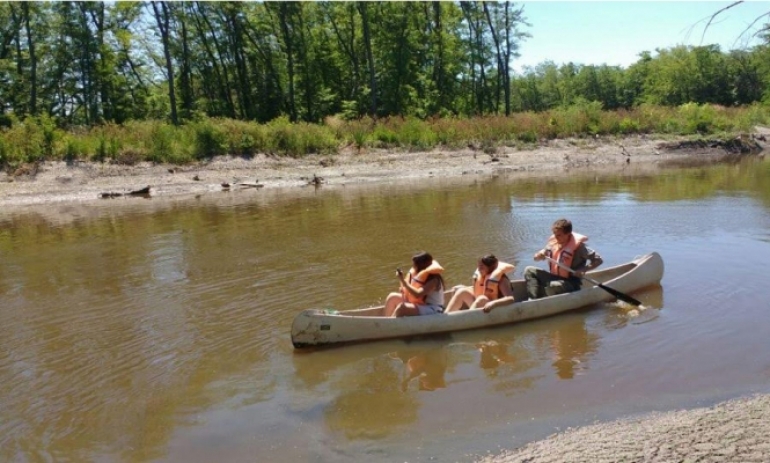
[{"x1": 597, "y1": 282, "x2": 643, "y2": 307}]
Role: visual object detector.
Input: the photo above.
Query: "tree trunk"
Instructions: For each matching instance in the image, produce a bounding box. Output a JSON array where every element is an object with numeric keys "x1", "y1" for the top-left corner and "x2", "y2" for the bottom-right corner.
[
  {"x1": 190, "y1": 2, "x2": 235, "y2": 118},
  {"x1": 276, "y1": 3, "x2": 297, "y2": 122},
  {"x1": 502, "y1": 3, "x2": 512, "y2": 116},
  {"x1": 92, "y1": 3, "x2": 110, "y2": 122},
  {"x1": 432, "y1": 2, "x2": 445, "y2": 111},
  {"x1": 21, "y1": 3, "x2": 37, "y2": 115},
  {"x1": 326, "y1": 3, "x2": 360, "y2": 101},
  {"x1": 151, "y1": 1, "x2": 178, "y2": 125},
  {"x1": 484, "y1": 2, "x2": 503, "y2": 114},
  {"x1": 358, "y1": 2, "x2": 377, "y2": 117},
  {"x1": 179, "y1": 11, "x2": 193, "y2": 119}
]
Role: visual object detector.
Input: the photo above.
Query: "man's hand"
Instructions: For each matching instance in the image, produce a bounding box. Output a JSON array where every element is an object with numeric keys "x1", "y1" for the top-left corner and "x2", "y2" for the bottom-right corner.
[{"x1": 533, "y1": 250, "x2": 545, "y2": 261}]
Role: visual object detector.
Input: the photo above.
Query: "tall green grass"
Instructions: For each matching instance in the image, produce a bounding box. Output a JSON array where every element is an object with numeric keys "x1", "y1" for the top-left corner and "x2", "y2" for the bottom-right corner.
[{"x1": 1, "y1": 103, "x2": 768, "y2": 170}]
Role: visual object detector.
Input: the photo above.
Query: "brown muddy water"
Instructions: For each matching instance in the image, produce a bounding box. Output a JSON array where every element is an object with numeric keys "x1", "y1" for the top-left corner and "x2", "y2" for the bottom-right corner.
[{"x1": 2, "y1": 158, "x2": 770, "y2": 463}]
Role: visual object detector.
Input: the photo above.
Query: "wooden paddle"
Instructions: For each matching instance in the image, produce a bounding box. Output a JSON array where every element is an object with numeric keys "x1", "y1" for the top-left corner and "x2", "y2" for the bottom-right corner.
[{"x1": 544, "y1": 256, "x2": 645, "y2": 307}]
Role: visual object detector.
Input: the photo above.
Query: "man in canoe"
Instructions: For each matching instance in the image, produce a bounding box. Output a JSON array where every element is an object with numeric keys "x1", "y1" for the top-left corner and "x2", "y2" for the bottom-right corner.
[
  {"x1": 383, "y1": 251, "x2": 446, "y2": 317},
  {"x1": 444, "y1": 254, "x2": 516, "y2": 314},
  {"x1": 525, "y1": 218, "x2": 603, "y2": 299}
]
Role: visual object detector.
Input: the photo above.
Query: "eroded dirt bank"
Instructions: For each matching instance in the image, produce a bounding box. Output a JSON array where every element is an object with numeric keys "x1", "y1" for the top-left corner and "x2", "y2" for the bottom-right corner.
[{"x1": 0, "y1": 133, "x2": 764, "y2": 208}]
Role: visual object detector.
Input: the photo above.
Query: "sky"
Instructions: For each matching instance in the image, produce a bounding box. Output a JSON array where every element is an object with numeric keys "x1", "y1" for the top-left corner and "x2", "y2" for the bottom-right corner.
[{"x1": 514, "y1": 1, "x2": 770, "y2": 72}]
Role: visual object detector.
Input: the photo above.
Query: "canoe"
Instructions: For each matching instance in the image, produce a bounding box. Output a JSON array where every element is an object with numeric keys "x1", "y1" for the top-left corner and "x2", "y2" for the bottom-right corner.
[{"x1": 291, "y1": 252, "x2": 664, "y2": 348}]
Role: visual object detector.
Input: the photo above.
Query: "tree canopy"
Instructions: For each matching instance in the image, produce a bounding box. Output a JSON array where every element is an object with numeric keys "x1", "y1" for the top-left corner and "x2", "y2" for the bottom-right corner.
[{"x1": 1, "y1": 1, "x2": 769, "y2": 129}]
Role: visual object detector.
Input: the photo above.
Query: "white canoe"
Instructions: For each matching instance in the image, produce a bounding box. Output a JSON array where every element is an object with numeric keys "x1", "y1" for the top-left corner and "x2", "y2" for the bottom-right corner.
[{"x1": 291, "y1": 252, "x2": 664, "y2": 348}]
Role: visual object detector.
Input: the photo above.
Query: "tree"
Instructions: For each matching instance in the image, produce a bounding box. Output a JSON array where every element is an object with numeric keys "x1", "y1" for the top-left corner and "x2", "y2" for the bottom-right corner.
[
  {"x1": 358, "y1": 1, "x2": 377, "y2": 116},
  {"x1": 483, "y1": 2, "x2": 528, "y2": 115},
  {"x1": 149, "y1": 1, "x2": 178, "y2": 125}
]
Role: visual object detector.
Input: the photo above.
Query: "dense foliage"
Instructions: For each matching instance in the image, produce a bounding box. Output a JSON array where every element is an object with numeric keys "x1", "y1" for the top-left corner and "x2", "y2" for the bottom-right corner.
[
  {"x1": 1, "y1": 1, "x2": 770, "y2": 167},
  {"x1": 2, "y1": 1, "x2": 770, "y2": 125}
]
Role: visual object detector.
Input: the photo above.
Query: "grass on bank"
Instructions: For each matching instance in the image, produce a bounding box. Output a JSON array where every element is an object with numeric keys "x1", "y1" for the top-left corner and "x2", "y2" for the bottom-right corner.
[{"x1": 1, "y1": 102, "x2": 769, "y2": 170}]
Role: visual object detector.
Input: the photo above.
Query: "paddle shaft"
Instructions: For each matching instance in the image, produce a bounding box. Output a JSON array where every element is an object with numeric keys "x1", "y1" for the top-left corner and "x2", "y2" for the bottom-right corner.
[{"x1": 543, "y1": 256, "x2": 644, "y2": 307}]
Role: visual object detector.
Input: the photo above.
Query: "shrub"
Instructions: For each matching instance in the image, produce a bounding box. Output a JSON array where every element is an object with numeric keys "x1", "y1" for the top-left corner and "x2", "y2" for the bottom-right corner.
[
  {"x1": 678, "y1": 102, "x2": 716, "y2": 135},
  {"x1": 517, "y1": 130, "x2": 538, "y2": 143},
  {"x1": 398, "y1": 117, "x2": 437, "y2": 150},
  {"x1": 192, "y1": 120, "x2": 228, "y2": 159},
  {"x1": 38, "y1": 114, "x2": 59, "y2": 158},
  {"x1": 262, "y1": 117, "x2": 338, "y2": 157},
  {"x1": 294, "y1": 124, "x2": 334, "y2": 156},
  {"x1": 340, "y1": 118, "x2": 371, "y2": 151},
  {"x1": 370, "y1": 126, "x2": 398, "y2": 147},
  {"x1": 619, "y1": 117, "x2": 640, "y2": 134},
  {"x1": 0, "y1": 136, "x2": 7, "y2": 166},
  {"x1": 146, "y1": 124, "x2": 178, "y2": 163},
  {"x1": 62, "y1": 136, "x2": 89, "y2": 162}
]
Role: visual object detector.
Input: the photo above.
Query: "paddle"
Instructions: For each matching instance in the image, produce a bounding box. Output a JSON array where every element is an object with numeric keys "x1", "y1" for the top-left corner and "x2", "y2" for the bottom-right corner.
[{"x1": 543, "y1": 256, "x2": 645, "y2": 308}]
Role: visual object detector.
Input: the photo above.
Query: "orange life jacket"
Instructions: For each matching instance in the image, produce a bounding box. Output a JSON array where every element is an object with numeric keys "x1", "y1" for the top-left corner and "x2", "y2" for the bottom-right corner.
[
  {"x1": 472, "y1": 262, "x2": 515, "y2": 299},
  {"x1": 545, "y1": 232, "x2": 588, "y2": 278},
  {"x1": 402, "y1": 261, "x2": 444, "y2": 305}
]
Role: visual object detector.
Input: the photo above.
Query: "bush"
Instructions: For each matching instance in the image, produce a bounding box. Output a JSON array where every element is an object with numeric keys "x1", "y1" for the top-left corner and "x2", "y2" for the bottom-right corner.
[
  {"x1": 38, "y1": 114, "x2": 59, "y2": 158},
  {"x1": 678, "y1": 102, "x2": 715, "y2": 135},
  {"x1": 398, "y1": 117, "x2": 437, "y2": 150},
  {"x1": 261, "y1": 117, "x2": 337, "y2": 157},
  {"x1": 619, "y1": 117, "x2": 640, "y2": 134},
  {"x1": 296, "y1": 123, "x2": 338, "y2": 155},
  {"x1": 0, "y1": 105, "x2": 765, "y2": 167},
  {"x1": 517, "y1": 130, "x2": 538, "y2": 143},
  {"x1": 192, "y1": 121, "x2": 227, "y2": 159},
  {"x1": 370, "y1": 125, "x2": 399, "y2": 147},
  {"x1": 62, "y1": 136, "x2": 89, "y2": 162},
  {"x1": 0, "y1": 136, "x2": 7, "y2": 166},
  {"x1": 340, "y1": 118, "x2": 371, "y2": 151},
  {"x1": 146, "y1": 124, "x2": 179, "y2": 163}
]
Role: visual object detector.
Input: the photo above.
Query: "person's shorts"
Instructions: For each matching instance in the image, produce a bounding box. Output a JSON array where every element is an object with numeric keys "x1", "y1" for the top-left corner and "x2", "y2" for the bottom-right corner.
[{"x1": 416, "y1": 304, "x2": 444, "y2": 315}]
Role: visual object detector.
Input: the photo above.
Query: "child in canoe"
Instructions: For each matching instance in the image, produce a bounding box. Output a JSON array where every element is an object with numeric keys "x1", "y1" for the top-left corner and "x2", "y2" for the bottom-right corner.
[
  {"x1": 383, "y1": 251, "x2": 446, "y2": 317},
  {"x1": 445, "y1": 254, "x2": 516, "y2": 314}
]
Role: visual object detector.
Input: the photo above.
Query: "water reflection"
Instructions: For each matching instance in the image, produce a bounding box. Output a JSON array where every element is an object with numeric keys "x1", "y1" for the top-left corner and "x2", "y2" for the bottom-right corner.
[
  {"x1": 540, "y1": 313, "x2": 600, "y2": 380},
  {"x1": 295, "y1": 305, "x2": 631, "y2": 443},
  {"x1": 391, "y1": 348, "x2": 448, "y2": 392},
  {"x1": 477, "y1": 340, "x2": 518, "y2": 371},
  {"x1": 323, "y1": 355, "x2": 419, "y2": 440}
]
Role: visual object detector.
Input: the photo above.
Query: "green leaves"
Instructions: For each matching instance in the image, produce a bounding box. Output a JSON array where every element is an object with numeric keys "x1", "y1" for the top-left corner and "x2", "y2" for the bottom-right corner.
[{"x1": 0, "y1": 2, "x2": 768, "y2": 129}]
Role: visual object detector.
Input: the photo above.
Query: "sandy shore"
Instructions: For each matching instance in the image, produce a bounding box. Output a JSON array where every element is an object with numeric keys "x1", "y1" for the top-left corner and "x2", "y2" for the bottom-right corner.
[
  {"x1": 1, "y1": 133, "x2": 763, "y2": 209},
  {"x1": 476, "y1": 393, "x2": 770, "y2": 463},
  {"x1": 2, "y1": 132, "x2": 768, "y2": 461}
]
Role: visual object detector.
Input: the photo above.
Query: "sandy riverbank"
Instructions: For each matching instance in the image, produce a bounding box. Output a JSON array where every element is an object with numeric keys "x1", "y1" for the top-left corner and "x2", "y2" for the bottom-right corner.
[
  {"x1": 476, "y1": 393, "x2": 770, "y2": 463},
  {"x1": 0, "y1": 132, "x2": 764, "y2": 208},
  {"x1": 2, "y1": 132, "x2": 768, "y2": 462}
]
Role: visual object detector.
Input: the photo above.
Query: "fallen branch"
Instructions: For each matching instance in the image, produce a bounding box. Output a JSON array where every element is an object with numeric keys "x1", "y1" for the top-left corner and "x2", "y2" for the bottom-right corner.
[{"x1": 100, "y1": 185, "x2": 151, "y2": 199}]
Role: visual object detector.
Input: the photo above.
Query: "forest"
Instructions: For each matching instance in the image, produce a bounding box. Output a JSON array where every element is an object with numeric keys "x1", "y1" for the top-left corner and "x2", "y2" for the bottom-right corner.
[{"x1": 1, "y1": 1, "x2": 770, "y2": 166}]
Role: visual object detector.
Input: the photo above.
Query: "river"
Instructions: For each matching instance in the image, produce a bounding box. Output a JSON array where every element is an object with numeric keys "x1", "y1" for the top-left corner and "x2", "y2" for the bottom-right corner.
[{"x1": 1, "y1": 158, "x2": 769, "y2": 462}]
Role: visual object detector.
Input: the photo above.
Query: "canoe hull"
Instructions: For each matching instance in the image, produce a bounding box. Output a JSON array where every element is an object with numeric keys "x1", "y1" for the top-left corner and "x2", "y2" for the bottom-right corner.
[{"x1": 291, "y1": 252, "x2": 664, "y2": 348}]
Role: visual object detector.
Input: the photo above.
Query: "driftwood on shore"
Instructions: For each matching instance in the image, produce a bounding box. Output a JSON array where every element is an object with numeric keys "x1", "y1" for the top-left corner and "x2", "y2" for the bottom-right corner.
[
  {"x1": 235, "y1": 180, "x2": 264, "y2": 188},
  {"x1": 100, "y1": 185, "x2": 151, "y2": 199}
]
